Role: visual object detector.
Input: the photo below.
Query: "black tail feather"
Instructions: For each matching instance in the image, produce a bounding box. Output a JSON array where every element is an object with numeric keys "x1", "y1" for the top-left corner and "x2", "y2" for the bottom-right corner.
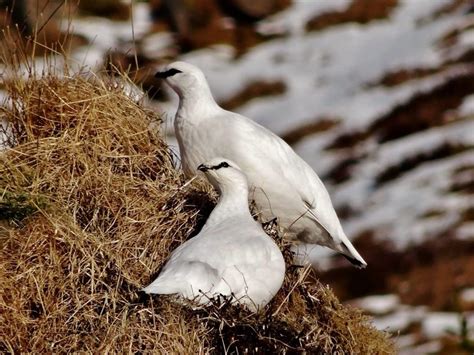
[{"x1": 341, "y1": 254, "x2": 367, "y2": 269}]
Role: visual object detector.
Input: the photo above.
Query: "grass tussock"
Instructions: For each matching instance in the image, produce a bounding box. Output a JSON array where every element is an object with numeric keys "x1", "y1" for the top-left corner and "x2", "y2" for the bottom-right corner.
[{"x1": 0, "y1": 63, "x2": 394, "y2": 353}]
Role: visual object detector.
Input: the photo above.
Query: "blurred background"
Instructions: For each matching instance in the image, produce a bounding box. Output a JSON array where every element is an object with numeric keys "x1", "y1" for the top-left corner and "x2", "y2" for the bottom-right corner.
[{"x1": 1, "y1": 0, "x2": 473, "y2": 353}]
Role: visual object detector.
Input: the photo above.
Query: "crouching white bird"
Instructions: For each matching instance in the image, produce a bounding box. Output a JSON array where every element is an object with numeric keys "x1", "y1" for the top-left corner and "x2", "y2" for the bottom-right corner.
[
  {"x1": 142, "y1": 158, "x2": 285, "y2": 311},
  {"x1": 156, "y1": 61, "x2": 367, "y2": 268}
]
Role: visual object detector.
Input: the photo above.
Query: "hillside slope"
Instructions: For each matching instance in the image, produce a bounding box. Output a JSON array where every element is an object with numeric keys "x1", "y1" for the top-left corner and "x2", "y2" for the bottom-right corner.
[
  {"x1": 1, "y1": 0, "x2": 473, "y2": 352},
  {"x1": 0, "y1": 62, "x2": 393, "y2": 353}
]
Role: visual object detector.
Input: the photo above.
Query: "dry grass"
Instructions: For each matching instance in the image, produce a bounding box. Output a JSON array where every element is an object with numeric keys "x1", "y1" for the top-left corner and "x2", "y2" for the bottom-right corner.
[{"x1": 0, "y1": 45, "x2": 394, "y2": 353}]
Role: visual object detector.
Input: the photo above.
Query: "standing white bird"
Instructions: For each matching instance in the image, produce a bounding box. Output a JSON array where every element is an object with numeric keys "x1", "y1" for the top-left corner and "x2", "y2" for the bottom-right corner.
[
  {"x1": 156, "y1": 61, "x2": 367, "y2": 268},
  {"x1": 142, "y1": 158, "x2": 286, "y2": 311}
]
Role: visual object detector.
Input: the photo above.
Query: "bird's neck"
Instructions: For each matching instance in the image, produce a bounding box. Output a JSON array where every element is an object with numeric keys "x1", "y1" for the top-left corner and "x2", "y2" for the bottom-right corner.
[
  {"x1": 176, "y1": 83, "x2": 221, "y2": 120},
  {"x1": 205, "y1": 183, "x2": 252, "y2": 227}
]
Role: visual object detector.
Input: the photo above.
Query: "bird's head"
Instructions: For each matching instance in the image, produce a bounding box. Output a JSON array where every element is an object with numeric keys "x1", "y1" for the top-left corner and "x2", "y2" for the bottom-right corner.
[
  {"x1": 197, "y1": 158, "x2": 248, "y2": 193},
  {"x1": 155, "y1": 61, "x2": 208, "y2": 98}
]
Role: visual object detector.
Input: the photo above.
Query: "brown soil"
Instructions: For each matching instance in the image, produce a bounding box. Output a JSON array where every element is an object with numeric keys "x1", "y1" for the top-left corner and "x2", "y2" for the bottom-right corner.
[
  {"x1": 281, "y1": 118, "x2": 339, "y2": 145},
  {"x1": 78, "y1": 0, "x2": 131, "y2": 20},
  {"x1": 218, "y1": 0, "x2": 291, "y2": 21},
  {"x1": 149, "y1": 0, "x2": 288, "y2": 55},
  {"x1": 220, "y1": 79, "x2": 287, "y2": 110},
  {"x1": 325, "y1": 129, "x2": 370, "y2": 150},
  {"x1": 389, "y1": 253, "x2": 474, "y2": 310},
  {"x1": 368, "y1": 67, "x2": 441, "y2": 87},
  {"x1": 375, "y1": 142, "x2": 473, "y2": 186},
  {"x1": 450, "y1": 165, "x2": 474, "y2": 194},
  {"x1": 318, "y1": 231, "x2": 474, "y2": 311},
  {"x1": 420, "y1": 0, "x2": 472, "y2": 24},
  {"x1": 324, "y1": 153, "x2": 365, "y2": 184},
  {"x1": 449, "y1": 47, "x2": 474, "y2": 65},
  {"x1": 371, "y1": 72, "x2": 474, "y2": 143},
  {"x1": 327, "y1": 71, "x2": 474, "y2": 150},
  {"x1": 306, "y1": 0, "x2": 398, "y2": 32}
]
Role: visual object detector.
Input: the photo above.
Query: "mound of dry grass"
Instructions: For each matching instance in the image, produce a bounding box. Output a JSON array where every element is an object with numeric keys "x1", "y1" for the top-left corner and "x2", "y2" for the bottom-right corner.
[{"x1": 0, "y1": 62, "x2": 394, "y2": 353}]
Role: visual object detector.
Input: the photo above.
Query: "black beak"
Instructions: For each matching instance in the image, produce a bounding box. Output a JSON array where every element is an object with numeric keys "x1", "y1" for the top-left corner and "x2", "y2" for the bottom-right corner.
[
  {"x1": 155, "y1": 68, "x2": 182, "y2": 79},
  {"x1": 197, "y1": 164, "x2": 208, "y2": 172}
]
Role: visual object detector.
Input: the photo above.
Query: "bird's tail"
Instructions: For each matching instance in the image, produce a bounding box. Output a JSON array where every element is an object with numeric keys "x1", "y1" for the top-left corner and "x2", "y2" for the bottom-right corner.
[
  {"x1": 338, "y1": 239, "x2": 367, "y2": 269},
  {"x1": 141, "y1": 279, "x2": 176, "y2": 294}
]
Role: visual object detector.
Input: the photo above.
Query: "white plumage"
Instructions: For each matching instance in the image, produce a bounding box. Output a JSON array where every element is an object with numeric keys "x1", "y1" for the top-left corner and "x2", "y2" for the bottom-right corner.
[
  {"x1": 142, "y1": 158, "x2": 285, "y2": 311},
  {"x1": 156, "y1": 61, "x2": 367, "y2": 268}
]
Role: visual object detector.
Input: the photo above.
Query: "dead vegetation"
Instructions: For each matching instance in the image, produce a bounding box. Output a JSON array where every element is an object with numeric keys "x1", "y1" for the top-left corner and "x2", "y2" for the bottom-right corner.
[
  {"x1": 0, "y1": 47, "x2": 394, "y2": 353},
  {"x1": 0, "y1": 2, "x2": 88, "y2": 58}
]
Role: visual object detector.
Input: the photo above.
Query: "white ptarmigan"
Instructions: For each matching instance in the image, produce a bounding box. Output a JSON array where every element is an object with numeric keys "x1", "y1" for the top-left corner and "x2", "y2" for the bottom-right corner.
[
  {"x1": 156, "y1": 61, "x2": 367, "y2": 268},
  {"x1": 142, "y1": 158, "x2": 285, "y2": 311}
]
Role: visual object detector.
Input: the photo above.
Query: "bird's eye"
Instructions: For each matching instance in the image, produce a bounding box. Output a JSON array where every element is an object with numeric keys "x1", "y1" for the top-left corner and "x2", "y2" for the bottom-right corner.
[{"x1": 221, "y1": 162, "x2": 230, "y2": 168}]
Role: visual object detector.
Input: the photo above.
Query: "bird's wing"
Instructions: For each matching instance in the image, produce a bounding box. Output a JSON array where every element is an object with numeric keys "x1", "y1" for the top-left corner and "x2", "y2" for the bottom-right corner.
[
  {"x1": 217, "y1": 111, "x2": 343, "y2": 239},
  {"x1": 200, "y1": 220, "x2": 276, "y2": 262},
  {"x1": 196, "y1": 227, "x2": 284, "y2": 303},
  {"x1": 144, "y1": 221, "x2": 280, "y2": 297},
  {"x1": 142, "y1": 259, "x2": 219, "y2": 297}
]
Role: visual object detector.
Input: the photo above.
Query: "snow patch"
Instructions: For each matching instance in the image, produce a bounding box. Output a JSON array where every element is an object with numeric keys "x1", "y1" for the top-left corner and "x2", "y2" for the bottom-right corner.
[
  {"x1": 399, "y1": 340, "x2": 442, "y2": 355},
  {"x1": 351, "y1": 294, "x2": 400, "y2": 315},
  {"x1": 456, "y1": 223, "x2": 474, "y2": 240},
  {"x1": 372, "y1": 305, "x2": 427, "y2": 332},
  {"x1": 182, "y1": 0, "x2": 459, "y2": 135},
  {"x1": 257, "y1": 0, "x2": 351, "y2": 36},
  {"x1": 458, "y1": 93, "x2": 474, "y2": 116},
  {"x1": 421, "y1": 312, "x2": 462, "y2": 338},
  {"x1": 460, "y1": 288, "x2": 474, "y2": 303}
]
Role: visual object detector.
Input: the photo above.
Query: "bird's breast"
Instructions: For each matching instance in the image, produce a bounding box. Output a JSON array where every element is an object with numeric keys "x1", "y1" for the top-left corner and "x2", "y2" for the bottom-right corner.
[{"x1": 175, "y1": 117, "x2": 215, "y2": 176}]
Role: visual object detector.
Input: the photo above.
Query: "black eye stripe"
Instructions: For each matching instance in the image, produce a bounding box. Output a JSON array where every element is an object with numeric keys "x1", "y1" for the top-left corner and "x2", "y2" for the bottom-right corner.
[
  {"x1": 155, "y1": 68, "x2": 183, "y2": 79},
  {"x1": 209, "y1": 162, "x2": 230, "y2": 170}
]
